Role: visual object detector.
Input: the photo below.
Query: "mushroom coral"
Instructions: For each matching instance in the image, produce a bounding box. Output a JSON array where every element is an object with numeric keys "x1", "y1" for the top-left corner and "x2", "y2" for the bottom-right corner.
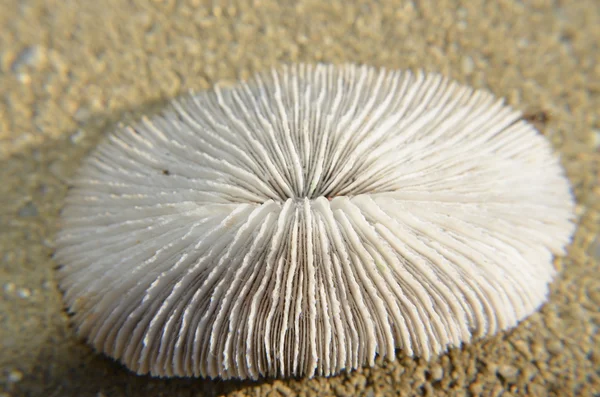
[{"x1": 55, "y1": 64, "x2": 575, "y2": 379}]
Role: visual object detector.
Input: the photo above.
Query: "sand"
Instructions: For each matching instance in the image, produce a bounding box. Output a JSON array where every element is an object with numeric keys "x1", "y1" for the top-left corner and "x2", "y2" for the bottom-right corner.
[{"x1": 0, "y1": 0, "x2": 598, "y2": 396}]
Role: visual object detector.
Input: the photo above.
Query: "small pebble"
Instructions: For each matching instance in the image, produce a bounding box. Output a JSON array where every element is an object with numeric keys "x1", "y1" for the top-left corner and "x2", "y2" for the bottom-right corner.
[
  {"x1": 497, "y1": 365, "x2": 519, "y2": 382},
  {"x1": 16, "y1": 72, "x2": 31, "y2": 84},
  {"x1": 16, "y1": 288, "x2": 31, "y2": 299},
  {"x1": 7, "y1": 369, "x2": 23, "y2": 383},
  {"x1": 430, "y1": 365, "x2": 444, "y2": 381},
  {"x1": 11, "y1": 46, "x2": 46, "y2": 71},
  {"x1": 461, "y1": 56, "x2": 475, "y2": 75},
  {"x1": 547, "y1": 340, "x2": 564, "y2": 355},
  {"x1": 3, "y1": 283, "x2": 16, "y2": 294},
  {"x1": 469, "y1": 382, "x2": 484, "y2": 395},
  {"x1": 70, "y1": 129, "x2": 87, "y2": 144}
]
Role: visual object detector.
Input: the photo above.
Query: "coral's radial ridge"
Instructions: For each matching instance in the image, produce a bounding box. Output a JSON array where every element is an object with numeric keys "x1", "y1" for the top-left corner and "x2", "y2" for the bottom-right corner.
[{"x1": 55, "y1": 63, "x2": 575, "y2": 379}]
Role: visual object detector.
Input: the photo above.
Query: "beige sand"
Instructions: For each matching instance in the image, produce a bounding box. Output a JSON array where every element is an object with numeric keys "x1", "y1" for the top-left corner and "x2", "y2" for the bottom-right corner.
[{"x1": 0, "y1": 0, "x2": 598, "y2": 396}]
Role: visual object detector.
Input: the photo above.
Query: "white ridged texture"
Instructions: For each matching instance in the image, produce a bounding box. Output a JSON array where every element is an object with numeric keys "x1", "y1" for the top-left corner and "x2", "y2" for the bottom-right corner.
[{"x1": 55, "y1": 64, "x2": 576, "y2": 380}]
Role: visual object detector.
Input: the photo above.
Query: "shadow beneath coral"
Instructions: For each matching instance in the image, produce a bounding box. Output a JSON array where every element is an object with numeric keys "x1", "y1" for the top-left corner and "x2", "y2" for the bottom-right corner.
[{"x1": 22, "y1": 341, "x2": 262, "y2": 397}]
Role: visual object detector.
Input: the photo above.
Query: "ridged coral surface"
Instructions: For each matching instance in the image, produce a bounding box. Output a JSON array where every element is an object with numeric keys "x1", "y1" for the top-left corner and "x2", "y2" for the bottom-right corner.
[{"x1": 55, "y1": 64, "x2": 575, "y2": 379}]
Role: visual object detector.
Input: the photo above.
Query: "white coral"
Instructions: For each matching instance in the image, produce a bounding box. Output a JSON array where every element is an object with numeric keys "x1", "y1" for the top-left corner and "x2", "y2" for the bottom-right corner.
[{"x1": 55, "y1": 64, "x2": 575, "y2": 379}]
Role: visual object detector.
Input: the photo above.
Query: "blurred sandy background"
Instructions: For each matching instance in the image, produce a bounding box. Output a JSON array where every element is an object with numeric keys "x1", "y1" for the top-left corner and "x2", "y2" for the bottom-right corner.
[{"x1": 0, "y1": 0, "x2": 598, "y2": 396}]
